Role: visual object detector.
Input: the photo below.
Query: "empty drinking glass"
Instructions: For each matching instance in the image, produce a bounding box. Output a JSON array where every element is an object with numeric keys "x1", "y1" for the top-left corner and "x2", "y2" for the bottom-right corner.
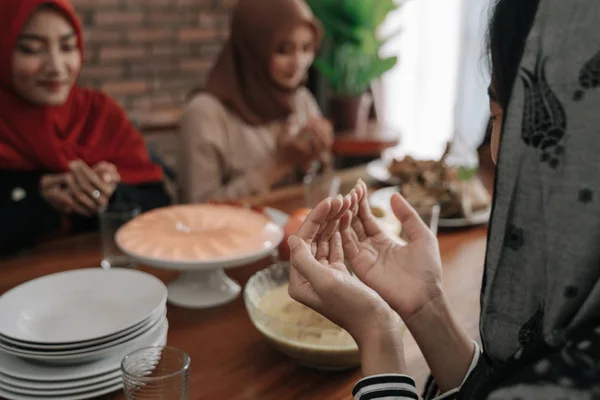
[
  {"x1": 303, "y1": 168, "x2": 342, "y2": 208},
  {"x1": 122, "y1": 346, "x2": 190, "y2": 400},
  {"x1": 98, "y1": 202, "x2": 141, "y2": 269},
  {"x1": 400, "y1": 203, "x2": 441, "y2": 242}
]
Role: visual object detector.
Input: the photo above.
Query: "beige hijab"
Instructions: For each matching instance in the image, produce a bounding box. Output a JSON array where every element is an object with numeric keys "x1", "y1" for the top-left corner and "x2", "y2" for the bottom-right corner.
[{"x1": 203, "y1": 0, "x2": 322, "y2": 126}]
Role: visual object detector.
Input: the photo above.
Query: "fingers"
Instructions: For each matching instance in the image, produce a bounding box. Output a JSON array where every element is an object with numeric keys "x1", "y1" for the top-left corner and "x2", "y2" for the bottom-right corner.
[
  {"x1": 309, "y1": 118, "x2": 334, "y2": 150},
  {"x1": 314, "y1": 195, "x2": 347, "y2": 261},
  {"x1": 288, "y1": 235, "x2": 333, "y2": 291},
  {"x1": 340, "y1": 210, "x2": 360, "y2": 259},
  {"x1": 71, "y1": 161, "x2": 112, "y2": 206},
  {"x1": 40, "y1": 174, "x2": 67, "y2": 189},
  {"x1": 310, "y1": 124, "x2": 328, "y2": 152},
  {"x1": 296, "y1": 198, "x2": 332, "y2": 244},
  {"x1": 288, "y1": 264, "x2": 321, "y2": 311},
  {"x1": 318, "y1": 119, "x2": 334, "y2": 148},
  {"x1": 351, "y1": 206, "x2": 367, "y2": 241},
  {"x1": 316, "y1": 195, "x2": 346, "y2": 237},
  {"x1": 93, "y1": 162, "x2": 121, "y2": 185},
  {"x1": 357, "y1": 191, "x2": 383, "y2": 238},
  {"x1": 314, "y1": 232, "x2": 331, "y2": 263},
  {"x1": 44, "y1": 187, "x2": 76, "y2": 214},
  {"x1": 69, "y1": 161, "x2": 105, "y2": 210},
  {"x1": 390, "y1": 192, "x2": 432, "y2": 242},
  {"x1": 333, "y1": 194, "x2": 351, "y2": 220},
  {"x1": 328, "y1": 231, "x2": 345, "y2": 266},
  {"x1": 290, "y1": 136, "x2": 312, "y2": 162},
  {"x1": 63, "y1": 173, "x2": 96, "y2": 216}
]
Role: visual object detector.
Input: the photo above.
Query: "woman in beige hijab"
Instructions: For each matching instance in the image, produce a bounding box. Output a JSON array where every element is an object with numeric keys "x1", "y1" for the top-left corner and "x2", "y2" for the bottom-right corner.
[{"x1": 179, "y1": 0, "x2": 333, "y2": 203}]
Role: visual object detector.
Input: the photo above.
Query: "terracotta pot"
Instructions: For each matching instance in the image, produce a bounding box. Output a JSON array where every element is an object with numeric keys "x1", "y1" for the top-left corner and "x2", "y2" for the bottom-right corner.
[{"x1": 329, "y1": 94, "x2": 364, "y2": 133}]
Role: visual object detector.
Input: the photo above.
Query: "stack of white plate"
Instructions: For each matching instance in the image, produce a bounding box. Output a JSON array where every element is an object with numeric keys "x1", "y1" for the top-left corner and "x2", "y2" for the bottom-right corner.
[{"x1": 0, "y1": 268, "x2": 168, "y2": 400}]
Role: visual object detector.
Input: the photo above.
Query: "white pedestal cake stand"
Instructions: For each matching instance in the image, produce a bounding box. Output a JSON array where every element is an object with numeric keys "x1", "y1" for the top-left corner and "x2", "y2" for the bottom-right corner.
[{"x1": 118, "y1": 207, "x2": 288, "y2": 309}]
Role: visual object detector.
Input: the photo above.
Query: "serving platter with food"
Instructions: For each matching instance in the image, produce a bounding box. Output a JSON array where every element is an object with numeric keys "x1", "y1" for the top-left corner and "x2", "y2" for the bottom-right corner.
[{"x1": 369, "y1": 148, "x2": 492, "y2": 230}]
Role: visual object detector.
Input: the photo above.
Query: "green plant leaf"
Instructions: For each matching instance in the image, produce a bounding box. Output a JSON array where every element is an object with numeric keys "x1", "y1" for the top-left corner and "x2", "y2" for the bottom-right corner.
[
  {"x1": 313, "y1": 57, "x2": 340, "y2": 91},
  {"x1": 373, "y1": 0, "x2": 400, "y2": 26},
  {"x1": 306, "y1": 0, "x2": 401, "y2": 96},
  {"x1": 458, "y1": 167, "x2": 479, "y2": 181}
]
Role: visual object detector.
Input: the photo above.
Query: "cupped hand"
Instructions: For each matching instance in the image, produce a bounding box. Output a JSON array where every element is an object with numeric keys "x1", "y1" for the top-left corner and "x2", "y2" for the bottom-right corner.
[
  {"x1": 287, "y1": 194, "x2": 399, "y2": 345},
  {"x1": 340, "y1": 180, "x2": 445, "y2": 322}
]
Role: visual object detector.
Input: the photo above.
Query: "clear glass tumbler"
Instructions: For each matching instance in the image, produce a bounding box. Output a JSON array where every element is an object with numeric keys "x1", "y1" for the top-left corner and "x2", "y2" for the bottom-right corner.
[
  {"x1": 122, "y1": 346, "x2": 190, "y2": 400},
  {"x1": 303, "y1": 169, "x2": 342, "y2": 208},
  {"x1": 98, "y1": 202, "x2": 141, "y2": 269},
  {"x1": 400, "y1": 203, "x2": 441, "y2": 242}
]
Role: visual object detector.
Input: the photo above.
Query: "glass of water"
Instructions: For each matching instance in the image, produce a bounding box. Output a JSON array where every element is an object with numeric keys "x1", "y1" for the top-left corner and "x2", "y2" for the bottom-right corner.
[
  {"x1": 400, "y1": 203, "x2": 441, "y2": 242},
  {"x1": 303, "y1": 169, "x2": 342, "y2": 208},
  {"x1": 98, "y1": 202, "x2": 141, "y2": 269},
  {"x1": 122, "y1": 346, "x2": 190, "y2": 400}
]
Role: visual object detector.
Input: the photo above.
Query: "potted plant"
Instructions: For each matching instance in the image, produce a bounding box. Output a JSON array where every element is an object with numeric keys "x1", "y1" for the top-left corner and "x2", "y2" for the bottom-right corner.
[{"x1": 306, "y1": 0, "x2": 401, "y2": 132}]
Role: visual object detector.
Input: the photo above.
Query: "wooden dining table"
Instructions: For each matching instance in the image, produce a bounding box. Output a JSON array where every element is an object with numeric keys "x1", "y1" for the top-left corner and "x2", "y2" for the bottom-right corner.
[{"x1": 0, "y1": 166, "x2": 489, "y2": 400}]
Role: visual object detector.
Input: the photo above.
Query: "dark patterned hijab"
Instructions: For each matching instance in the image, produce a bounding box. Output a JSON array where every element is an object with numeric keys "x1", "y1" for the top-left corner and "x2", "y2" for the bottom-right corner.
[{"x1": 481, "y1": 0, "x2": 600, "y2": 363}]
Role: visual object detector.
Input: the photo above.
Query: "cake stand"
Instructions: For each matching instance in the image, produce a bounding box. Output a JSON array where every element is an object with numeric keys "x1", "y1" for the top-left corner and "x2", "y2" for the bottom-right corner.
[{"x1": 116, "y1": 206, "x2": 287, "y2": 309}]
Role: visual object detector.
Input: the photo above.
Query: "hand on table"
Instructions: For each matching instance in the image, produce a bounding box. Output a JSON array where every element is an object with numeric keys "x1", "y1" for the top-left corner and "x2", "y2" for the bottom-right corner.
[
  {"x1": 63, "y1": 160, "x2": 120, "y2": 216},
  {"x1": 340, "y1": 180, "x2": 444, "y2": 323},
  {"x1": 288, "y1": 194, "x2": 406, "y2": 375},
  {"x1": 40, "y1": 161, "x2": 120, "y2": 216},
  {"x1": 40, "y1": 174, "x2": 77, "y2": 215}
]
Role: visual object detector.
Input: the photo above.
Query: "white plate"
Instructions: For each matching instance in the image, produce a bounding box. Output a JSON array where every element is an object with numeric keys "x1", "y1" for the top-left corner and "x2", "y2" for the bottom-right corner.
[
  {"x1": 0, "y1": 381, "x2": 122, "y2": 400},
  {"x1": 366, "y1": 158, "x2": 401, "y2": 185},
  {"x1": 0, "y1": 304, "x2": 166, "y2": 351},
  {"x1": 436, "y1": 208, "x2": 491, "y2": 227},
  {"x1": 0, "y1": 269, "x2": 167, "y2": 344},
  {"x1": 0, "y1": 317, "x2": 167, "y2": 364},
  {"x1": 370, "y1": 187, "x2": 491, "y2": 229},
  {"x1": 0, "y1": 370, "x2": 121, "y2": 390},
  {"x1": 0, "y1": 309, "x2": 166, "y2": 356},
  {"x1": 0, "y1": 321, "x2": 167, "y2": 382},
  {"x1": 0, "y1": 376, "x2": 122, "y2": 396}
]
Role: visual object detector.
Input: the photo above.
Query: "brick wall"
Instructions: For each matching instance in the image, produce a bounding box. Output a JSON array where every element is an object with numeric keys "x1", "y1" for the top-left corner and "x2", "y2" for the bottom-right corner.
[{"x1": 72, "y1": 0, "x2": 235, "y2": 115}]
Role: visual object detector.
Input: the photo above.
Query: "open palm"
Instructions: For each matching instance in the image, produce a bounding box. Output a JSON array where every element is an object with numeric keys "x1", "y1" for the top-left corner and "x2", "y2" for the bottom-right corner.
[
  {"x1": 341, "y1": 181, "x2": 444, "y2": 321},
  {"x1": 287, "y1": 194, "x2": 398, "y2": 344}
]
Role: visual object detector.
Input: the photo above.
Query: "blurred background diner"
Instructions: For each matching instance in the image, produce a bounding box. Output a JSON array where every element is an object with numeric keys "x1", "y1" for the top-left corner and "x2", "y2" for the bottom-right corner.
[{"x1": 0, "y1": 0, "x2": 502, "y2": 399}]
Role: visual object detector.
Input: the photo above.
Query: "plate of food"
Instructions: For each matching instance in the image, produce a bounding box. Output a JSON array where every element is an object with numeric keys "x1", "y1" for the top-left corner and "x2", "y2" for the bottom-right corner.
[
  {"x1": 369, "y1": 152, "x2": 492, "y2": 229},
  {"x1": 366, "y1": 158, "x2": 401, "y2": 185}
]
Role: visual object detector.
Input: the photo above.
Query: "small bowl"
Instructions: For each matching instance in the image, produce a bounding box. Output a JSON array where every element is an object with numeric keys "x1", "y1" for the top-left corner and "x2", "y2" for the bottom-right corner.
[{"x1": 244, "y1": 263, "x2": 360, "y2": 371}]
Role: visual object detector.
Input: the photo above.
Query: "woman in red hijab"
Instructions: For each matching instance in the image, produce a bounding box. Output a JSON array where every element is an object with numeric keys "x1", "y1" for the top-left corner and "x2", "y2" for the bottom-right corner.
[{"x1": 0, "y1": 0, "x2": 170, "y2": 255}]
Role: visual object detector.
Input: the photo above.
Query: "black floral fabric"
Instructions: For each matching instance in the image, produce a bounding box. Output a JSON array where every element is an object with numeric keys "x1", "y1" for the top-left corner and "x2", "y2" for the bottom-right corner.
[{"x1": 425, "y1": 1, "x2": 600, "y2": 399}]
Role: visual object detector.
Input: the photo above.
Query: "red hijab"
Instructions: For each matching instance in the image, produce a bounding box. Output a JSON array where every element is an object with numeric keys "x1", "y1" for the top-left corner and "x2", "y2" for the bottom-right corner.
[{"x1": 0, "y1": 0, "x2": 162, "y2": 184}]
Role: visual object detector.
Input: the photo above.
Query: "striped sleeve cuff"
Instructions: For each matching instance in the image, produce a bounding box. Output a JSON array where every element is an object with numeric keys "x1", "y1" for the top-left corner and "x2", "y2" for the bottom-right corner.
[{"x1": 353, "y1": 374, "x2": 418, "y2": 400}]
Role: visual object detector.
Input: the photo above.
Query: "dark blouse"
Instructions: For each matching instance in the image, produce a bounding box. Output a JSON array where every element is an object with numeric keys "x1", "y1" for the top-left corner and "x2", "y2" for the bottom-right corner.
[{"x1": 0, "y1": 170, "x2": 170, "y2": 256}]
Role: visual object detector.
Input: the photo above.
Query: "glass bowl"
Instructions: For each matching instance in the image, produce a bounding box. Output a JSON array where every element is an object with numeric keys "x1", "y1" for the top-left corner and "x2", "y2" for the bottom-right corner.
[{"x1": 244, "y1": 263, "x2": 360, "y2": 371}]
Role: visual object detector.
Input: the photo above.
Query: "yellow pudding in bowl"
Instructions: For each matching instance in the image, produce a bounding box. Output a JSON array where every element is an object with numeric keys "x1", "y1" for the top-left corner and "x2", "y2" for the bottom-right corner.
[{"x1": 244, "y1": 263, "x2": 403, "y2": 370}]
